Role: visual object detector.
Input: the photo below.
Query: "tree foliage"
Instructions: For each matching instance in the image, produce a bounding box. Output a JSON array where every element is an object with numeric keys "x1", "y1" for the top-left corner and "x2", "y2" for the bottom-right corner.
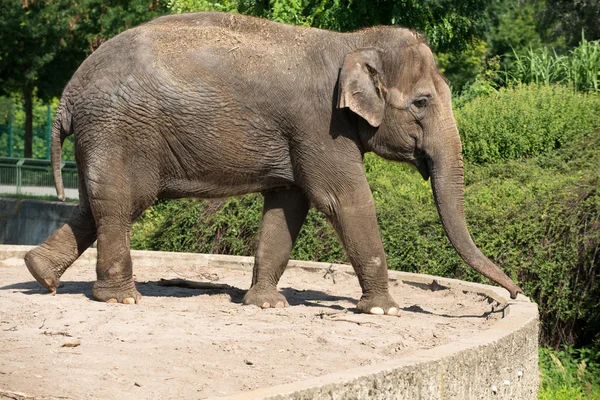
[
  {"x1": 0, "y1": 1, "x2": 73, "y2": 99},
  {"x1": 541, "y1": 0, "x2": 600, "y2": 47},
  {"x1": 484, "y1": 0, "x2": 546, "y2": 57},
  {"x1": 0, "y1": 0, "x2": 77, "y2": 157},
  {"x1": 73, "y1": 0, "x2": 169, "y2": 51},
  {"x1": 168, "y1": 0, "x2": 491, "y2": 52},
  {"x1": 0, "y1": 0, "x2": 168, "y2": 158}
]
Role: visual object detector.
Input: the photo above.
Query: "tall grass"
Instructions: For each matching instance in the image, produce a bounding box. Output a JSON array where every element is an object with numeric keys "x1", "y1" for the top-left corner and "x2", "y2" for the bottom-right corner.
[
  {"x1": 539, "y1": 345, "x2": 600, "y2": 399},
  {"x1": 510, "y1": 47, "x2": 565, "y2": 86},
  {"x1": 567, "y1": 36, "x2": 600, "y2": 91},
  {"x1": 508, "y1": 34, "x2": 600, "y2": 92}
]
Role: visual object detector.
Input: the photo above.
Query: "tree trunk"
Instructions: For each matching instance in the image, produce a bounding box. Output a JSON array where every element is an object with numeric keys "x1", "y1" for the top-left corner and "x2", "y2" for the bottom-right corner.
[{"x1": 23, "y1": 83, "x2": 33, "y2": 159}]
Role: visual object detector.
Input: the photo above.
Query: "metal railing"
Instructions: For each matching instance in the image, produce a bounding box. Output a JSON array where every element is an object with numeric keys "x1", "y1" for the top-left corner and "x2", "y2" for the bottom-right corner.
[
  {"x1": 0, "y1": 157, "x2": 79, "y2": 199},
  {"x1": 0, "y1": 103, "x2": 54, "y2": 159}
]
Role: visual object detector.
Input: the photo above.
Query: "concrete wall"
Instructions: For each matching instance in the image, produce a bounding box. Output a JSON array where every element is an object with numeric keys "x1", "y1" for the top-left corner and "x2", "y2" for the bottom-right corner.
[{"x1": 0, "y1": 198, "x2": 76, "y2": 245}]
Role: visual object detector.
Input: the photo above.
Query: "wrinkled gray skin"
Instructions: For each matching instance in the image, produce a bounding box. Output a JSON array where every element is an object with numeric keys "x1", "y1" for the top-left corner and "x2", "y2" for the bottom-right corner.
[{"x1": 24, "y1": 12, "x2": 522, "y2": 314}]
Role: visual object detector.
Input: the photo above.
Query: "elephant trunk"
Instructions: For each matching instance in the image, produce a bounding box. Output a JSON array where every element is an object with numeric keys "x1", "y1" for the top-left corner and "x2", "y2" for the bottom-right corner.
[{"x1": 426, "y1": 129, "x2": 523, "y2": 299}]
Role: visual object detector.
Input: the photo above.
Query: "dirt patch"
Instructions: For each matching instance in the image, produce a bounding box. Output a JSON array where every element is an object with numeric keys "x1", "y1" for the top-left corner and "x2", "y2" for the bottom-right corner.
[{"x1": 0, "y1": 256, "x2": 503, "y2": 399}]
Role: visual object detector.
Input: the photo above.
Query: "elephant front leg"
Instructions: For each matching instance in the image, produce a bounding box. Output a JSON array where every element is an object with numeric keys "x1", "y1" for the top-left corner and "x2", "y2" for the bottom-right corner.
[
  {"x1": 243, "y1": 187, "x2": 309, "y2": 309},
  {"x1": 313, "y1": 189, "x2": 399, "y2": 316}
]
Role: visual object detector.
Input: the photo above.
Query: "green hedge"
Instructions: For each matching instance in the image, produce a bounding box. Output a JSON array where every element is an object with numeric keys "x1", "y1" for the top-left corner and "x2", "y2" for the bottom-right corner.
[
  {"x1": 131, "y1": 84, "x2": 600, "y2": 347},
  {"x1": 371, "y1": 133, "x2": 600, "y2": 347},
  {"x1": 131, "y1": 196, "x2": 346, "y2": 263},
  {"x1": 463, "y1": 135, "x2": 600, "y2": 347},
  {"x1": 455, "y1": 84, "x2": 600, "y2": 164},
  {"x1": 539, "y1": 345, "x2": 600, "y2": 399}
]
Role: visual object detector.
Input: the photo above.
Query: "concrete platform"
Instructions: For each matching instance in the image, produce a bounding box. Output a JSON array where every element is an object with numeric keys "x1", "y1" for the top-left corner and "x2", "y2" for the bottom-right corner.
[{"x1": 0, "y1": 246, "x2": 539, "y2": 399}]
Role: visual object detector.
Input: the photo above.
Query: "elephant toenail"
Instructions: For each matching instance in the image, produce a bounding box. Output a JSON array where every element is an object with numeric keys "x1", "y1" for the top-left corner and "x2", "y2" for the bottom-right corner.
[
  {"x1": 107, "y1": 298, "x2": 118, "y2": 303},
  {"x1": 261, "y1": 302, "x2": 270, "y2": 309},
  {"x1": 387, "y1": 307, "x2": 399, "y2": 316},
  {"x1": 275, "y1": 301, "x2": 284, "y2": 308},
  {"x1": 123, "y1": 297, "x2": 135, "y2": 304},
  {"x1": 370, "y1": 307, "x2": 384, "y2": 315}
]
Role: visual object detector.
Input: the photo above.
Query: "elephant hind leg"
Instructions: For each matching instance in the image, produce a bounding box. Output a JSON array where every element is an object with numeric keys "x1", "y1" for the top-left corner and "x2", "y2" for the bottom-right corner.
[
  {"x1": 86, "y1": 163, "x2": 158, "y2": 304},
  {"x1": 243, "y1": 186, "x2": 309, "y2": 309},
  {"x1": 25, "y1": 183, "x2": 97, "y2": 293}
]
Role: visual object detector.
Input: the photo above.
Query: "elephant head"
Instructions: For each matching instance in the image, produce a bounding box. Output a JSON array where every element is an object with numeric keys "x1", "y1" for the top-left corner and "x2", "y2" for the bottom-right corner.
[{"x1": 337, "y1": 41, "x2": 523, "y2": 299}]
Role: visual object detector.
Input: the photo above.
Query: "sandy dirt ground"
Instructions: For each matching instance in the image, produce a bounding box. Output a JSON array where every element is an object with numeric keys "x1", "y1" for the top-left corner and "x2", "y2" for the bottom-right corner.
[{"x1": 0, "y1": 255, "x2": 503, "y2": 399}]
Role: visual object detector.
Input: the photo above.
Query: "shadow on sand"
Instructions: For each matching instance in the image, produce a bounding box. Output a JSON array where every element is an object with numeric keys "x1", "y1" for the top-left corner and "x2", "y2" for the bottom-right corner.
[{"x1": 1, "y1": 279, "x2": 358, "y2": 311}]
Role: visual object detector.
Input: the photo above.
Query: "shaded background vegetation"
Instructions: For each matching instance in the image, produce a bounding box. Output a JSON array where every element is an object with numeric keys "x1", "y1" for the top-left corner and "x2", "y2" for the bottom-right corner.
[{"x1": 1, "y1": 0, "x2": 600, "y2": 398}]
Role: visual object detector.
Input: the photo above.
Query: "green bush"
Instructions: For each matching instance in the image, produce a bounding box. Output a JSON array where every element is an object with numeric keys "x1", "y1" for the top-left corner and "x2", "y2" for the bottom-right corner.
[
  {"x1": 132, "y1": 196, "x2": 262, "y2": 254},
  {"x1": 539, "y1": 345, "x2": 600, "y2": 399},
  {"x1": 131, "y1": 196, "x2": 345, "y2": 262},
  {"x1": 455, "y1": 84, "x2": 600, "y2": 164},
  {"x1": 462, "y1": 134, "x2": 600, "y2": 347}
]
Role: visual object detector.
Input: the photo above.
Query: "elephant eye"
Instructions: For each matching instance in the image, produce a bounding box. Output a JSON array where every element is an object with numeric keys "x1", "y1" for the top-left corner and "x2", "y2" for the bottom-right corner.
[{"x1": 412, "y1": 96, "x2": 430, "y2": 109}]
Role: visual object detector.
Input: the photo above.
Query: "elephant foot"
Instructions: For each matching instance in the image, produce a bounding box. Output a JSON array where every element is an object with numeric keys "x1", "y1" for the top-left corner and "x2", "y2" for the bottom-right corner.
[
  {"x1": 357, "y1": 292, "x2": 399, "y2": 316},
  {"x1": 24, "y1": 248, "x2": 63, "y2": 293},
  {"x1": 243, "y1": 286, "x2": 288, "y2": 309},
  {"x1": 93, "y1": 280, "x2": 141, "y2": 304}
]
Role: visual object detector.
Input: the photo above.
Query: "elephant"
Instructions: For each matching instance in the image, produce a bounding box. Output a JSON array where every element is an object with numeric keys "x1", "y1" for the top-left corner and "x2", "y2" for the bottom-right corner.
[{"x1": 24, "y1": 12, "x2": 522, "y2": 315}]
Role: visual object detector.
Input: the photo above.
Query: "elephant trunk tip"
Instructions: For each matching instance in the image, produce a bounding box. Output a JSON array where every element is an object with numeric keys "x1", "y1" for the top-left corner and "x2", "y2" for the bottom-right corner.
[
  {"x1": 507, "y1": 283, "x2": 523, "y2": 300},
  {"x1": 469, "y1": 254, "x2": 523, "y2": 300}
]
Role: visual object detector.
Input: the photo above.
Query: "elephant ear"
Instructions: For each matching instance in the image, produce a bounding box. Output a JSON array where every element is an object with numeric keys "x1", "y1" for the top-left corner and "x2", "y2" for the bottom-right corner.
[{"x1": 337, "y1": 48, "x2": 387, "y2": 127}]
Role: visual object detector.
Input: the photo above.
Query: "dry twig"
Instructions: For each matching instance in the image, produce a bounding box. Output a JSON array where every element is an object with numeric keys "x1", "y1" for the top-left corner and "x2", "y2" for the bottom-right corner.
[
  {"x1": 158, "y1": 278, "x2": 231, "y2": 290},
  {"x1": 327, "y1": 318, "x2": 383, "y2": 327},
  {"x1": 314, "y1": 309, "x2": 348, "y2": 318},
  {"x1": 0, "y1": 390, "x2": 72, "y2": 400}
]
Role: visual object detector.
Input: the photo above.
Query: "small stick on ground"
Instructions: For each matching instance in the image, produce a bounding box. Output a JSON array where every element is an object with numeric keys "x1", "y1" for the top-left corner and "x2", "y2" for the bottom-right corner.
[
  {"x1": 322, "y1": 264, "x2": 337, "y2": 284},
  {"x1": 317, "y1": 312, "x2": 384, "y2": 327},
  {"x1": 314, "y1": 309, "x2": 348, "y2": 319},
  {"x1": 42, "y1": 331, "x2": 72, "y2": 337},
  {"x1": 326, "y1": 318, "x2": 383, "y2": 327},
  {"x1": 0, "y1": 390, "x2": 72, "y2": 400},
  {"x1": 59, "y1": 340, "x2": 81, "y2": 348},
  {"x1": 167, "y1": 266, "x2": 195, "y2": 279},
  {"x1": 158, "y1": 278, "x2": 231, "y2": 290}
]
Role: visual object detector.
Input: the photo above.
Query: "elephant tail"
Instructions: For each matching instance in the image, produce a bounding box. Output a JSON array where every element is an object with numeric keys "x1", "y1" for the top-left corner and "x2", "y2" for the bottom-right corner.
[{"x1": 51, "y1": 97, "x2": 74, "y2": 202}]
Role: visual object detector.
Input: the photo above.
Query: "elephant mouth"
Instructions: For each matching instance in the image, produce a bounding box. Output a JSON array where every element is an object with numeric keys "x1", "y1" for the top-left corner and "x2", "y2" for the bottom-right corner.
[{"x1": 410, "y1": 153, "x2": 430, "y2": 181}]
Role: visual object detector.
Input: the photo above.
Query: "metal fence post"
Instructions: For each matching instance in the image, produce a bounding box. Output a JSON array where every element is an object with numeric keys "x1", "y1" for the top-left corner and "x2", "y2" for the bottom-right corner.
[
  {"x1": 16, "y1": 158, "x2": 24, "y2": 195},
  {"x1": 46, "y1": 105, "x2": 51, "y2": 159},
  {"x1": 8, "y1": 103, "x2": 13, "y2": 158}
]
